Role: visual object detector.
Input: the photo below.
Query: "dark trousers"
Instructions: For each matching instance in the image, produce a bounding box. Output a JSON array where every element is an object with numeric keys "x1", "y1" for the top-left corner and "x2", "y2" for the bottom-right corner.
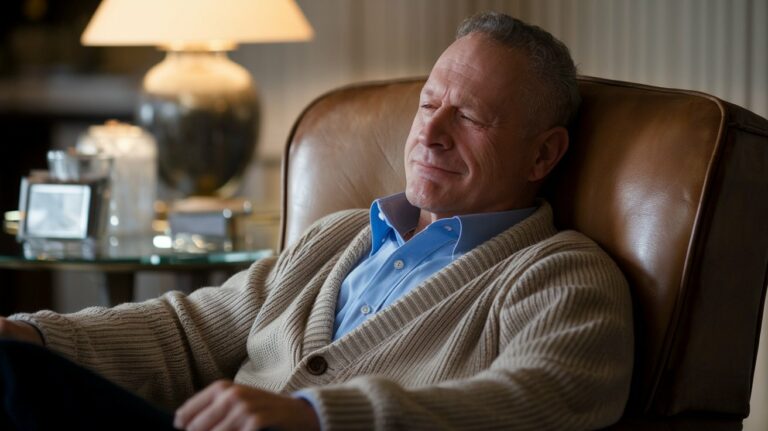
[{"x1": 0, "y1": 339, "x2": 175, "y2": 430}]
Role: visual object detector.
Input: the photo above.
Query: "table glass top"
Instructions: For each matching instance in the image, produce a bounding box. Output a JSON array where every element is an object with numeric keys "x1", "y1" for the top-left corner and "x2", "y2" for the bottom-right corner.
[
  {"x1": 0, "y1": 234, "x2": 274, "y2": 268},
  {"x1": 2, "y1": 202, "x2": 279, "y2": 269}
]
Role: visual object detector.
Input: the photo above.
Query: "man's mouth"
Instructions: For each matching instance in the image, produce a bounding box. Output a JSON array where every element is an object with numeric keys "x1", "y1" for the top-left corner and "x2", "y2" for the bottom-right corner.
[{"x1": 411, "y1": 160, "x2": 463, "y2": 175}]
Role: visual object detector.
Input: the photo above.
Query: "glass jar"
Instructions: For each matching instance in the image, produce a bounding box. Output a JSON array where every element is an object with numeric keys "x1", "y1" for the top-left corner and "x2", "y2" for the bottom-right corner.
[{"x1": 77, "y1": 121, "x2": 157, "y2": 237}]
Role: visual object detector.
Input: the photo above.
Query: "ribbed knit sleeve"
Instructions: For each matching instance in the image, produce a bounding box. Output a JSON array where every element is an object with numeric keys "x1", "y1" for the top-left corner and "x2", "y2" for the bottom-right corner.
[
  {"x1": 9, "y1": 262, "x2": 273, "y2": 409},
  {"x1": 9, "y1": 209, "x2": 370, "y2": 409},
  {"x1": 299, "y1": 233, "x2": 634, "y2": 431}
]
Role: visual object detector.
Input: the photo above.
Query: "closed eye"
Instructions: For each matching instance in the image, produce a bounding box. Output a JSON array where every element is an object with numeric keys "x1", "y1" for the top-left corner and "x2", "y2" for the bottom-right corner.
[{"x1": 459, "y1": 112, "x2": 482, "y2": 126}]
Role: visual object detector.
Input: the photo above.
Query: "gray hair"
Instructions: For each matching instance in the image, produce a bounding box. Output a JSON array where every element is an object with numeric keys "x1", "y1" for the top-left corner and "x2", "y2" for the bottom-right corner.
[{"x1": 457, "y1": 11, "x2": 580, "y2": 131}]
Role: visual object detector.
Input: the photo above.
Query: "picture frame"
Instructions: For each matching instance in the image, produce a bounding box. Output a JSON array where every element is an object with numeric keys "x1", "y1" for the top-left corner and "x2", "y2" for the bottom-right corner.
[{"x1": 17, "y1": 175, "x2": 110, "y2": 241}]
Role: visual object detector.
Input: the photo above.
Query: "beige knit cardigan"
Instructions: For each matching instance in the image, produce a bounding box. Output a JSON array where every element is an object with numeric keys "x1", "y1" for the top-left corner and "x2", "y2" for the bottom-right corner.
[{"x1": 13, "y1": 202, "x2": 634, "y2": 430}]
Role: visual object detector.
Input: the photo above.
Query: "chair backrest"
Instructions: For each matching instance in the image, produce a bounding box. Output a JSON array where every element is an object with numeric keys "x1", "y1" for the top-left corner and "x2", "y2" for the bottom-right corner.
[{"x1": 281, "y1": 76, "x2": 768, "y2": 419}]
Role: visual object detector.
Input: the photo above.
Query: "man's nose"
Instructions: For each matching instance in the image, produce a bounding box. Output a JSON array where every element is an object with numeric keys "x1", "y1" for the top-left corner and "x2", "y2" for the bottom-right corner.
[{"x1": 421, "y1": 107, "x2": 454, "y2": 150}]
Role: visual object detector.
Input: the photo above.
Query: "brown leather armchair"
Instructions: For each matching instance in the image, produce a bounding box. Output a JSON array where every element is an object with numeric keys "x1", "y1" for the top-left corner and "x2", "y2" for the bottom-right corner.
[{"x1": 280, "y1": 76, "x2": 768, "y2": 429}]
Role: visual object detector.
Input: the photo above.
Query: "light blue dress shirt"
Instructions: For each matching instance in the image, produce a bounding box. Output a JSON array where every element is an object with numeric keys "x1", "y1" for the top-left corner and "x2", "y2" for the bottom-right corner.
[{"x1": 332, "y1": 192, "x2": 536, "y2": 340}]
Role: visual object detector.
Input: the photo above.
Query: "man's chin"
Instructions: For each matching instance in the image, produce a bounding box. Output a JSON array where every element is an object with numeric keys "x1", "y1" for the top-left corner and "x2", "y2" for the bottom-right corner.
[
  {"x1": 405, "y1": 187, "x2": 452, "y2": 213},
  {"x1": 405, "y1": 187, "x2": 430, "y2": 211}
]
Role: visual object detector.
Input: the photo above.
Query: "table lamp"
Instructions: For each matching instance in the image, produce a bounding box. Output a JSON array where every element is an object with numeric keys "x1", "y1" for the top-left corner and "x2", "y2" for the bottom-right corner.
[{"x1": 81, "y1": 0, "x2": 314, "y2": 197}]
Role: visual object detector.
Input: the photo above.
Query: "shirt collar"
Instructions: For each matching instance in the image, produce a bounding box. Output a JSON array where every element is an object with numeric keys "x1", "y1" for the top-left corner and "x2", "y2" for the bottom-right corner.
[
  {"x1": 369, "y1": 193, "x2": 419, "y2": 253},
  {"x1": 452, "y1": 208, "x2": 535, "y2": 255},
  {"x1": 369, "y1": 192, "x2": 536, "y2": 257}
]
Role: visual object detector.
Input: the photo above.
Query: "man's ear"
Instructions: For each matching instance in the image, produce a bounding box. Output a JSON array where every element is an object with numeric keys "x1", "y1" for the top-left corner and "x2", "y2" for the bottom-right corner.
[{"x1": 528, "y1": 126, "x2": 569, "y2": 182}]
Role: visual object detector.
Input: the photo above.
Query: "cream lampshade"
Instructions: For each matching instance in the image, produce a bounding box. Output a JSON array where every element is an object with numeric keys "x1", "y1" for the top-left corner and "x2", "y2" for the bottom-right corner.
[{"x1": 81, "y1": 0, "x2": 314, "y2": 197}]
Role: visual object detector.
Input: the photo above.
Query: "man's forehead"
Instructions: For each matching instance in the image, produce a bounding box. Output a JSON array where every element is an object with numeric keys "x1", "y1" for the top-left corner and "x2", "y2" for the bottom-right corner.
[
  {"x1": 426, "y1": 58, "x2": 483, "y2": 90},
  {"x1": 420, "y1": 75, "x2": 488, "y2": 111},
  {"x1": 422, "y1": 38, "x2": 527, "y2": 110}
]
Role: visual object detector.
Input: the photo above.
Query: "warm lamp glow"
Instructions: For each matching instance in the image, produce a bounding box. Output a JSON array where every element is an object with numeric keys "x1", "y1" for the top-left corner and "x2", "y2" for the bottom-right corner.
[
  {"x1": 79, "y1": 0, "x2": 314, "y2": 197},
  {"x1": 81, "y1": 0, "x2": 314, "y2": 49}
]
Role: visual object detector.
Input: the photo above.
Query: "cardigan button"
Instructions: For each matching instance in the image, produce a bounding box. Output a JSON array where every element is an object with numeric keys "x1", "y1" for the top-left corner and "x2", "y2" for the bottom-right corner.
[{"x1": 307, "y1": 355, "x2": 328, "y2": 375}]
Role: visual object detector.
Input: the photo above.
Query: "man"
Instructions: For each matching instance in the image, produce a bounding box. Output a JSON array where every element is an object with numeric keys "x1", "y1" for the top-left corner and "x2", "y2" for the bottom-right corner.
[{"x1": 0, "y1": 12, "x2": 633, "y2": 431}]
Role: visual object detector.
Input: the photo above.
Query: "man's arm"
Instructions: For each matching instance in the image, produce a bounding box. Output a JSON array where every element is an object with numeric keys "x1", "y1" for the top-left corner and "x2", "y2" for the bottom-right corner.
[
  {"x1": 2, "y1": 210, "x2": 366, "y2": 411},
  {"x1": 6, "y1": 259, "x2": 277, "y2": 409}
]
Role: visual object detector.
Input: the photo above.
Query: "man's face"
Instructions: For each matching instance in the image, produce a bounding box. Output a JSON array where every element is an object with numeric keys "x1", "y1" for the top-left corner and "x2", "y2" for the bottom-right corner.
[{"x1": 404, "y1": 33, "x2": 544, "y2": 217}]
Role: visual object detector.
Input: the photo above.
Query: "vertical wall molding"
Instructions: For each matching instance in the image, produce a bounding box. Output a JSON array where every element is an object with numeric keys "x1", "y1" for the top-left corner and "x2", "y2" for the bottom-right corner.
[{"x1": 236, "y1": 0, "x2": 766, "y2": 159}]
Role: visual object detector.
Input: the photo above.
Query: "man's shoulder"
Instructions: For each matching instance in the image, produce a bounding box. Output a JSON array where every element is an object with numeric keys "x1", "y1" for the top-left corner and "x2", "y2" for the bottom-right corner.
[
  {"x1": 286, "y1": 208, "x2": 370, "y2": 251},
  {"x1": 548, "y1": 229, "x2": 605, "y2": 250},
  {"x1": 506, "y1": 201, "x2": 612, "y2": 259},
  {"x1": 523, "y1": 227, "x2": 616, "y2": 263},
  {"x1": 310, "y1": 208, "x2": 370, "y2": 232},
  {"x1": 275, "y1": 208, "x2": 370, "y2": 270},
  {"x1": 520, "y1": 228, "x2": 627, "y2": 285},
  {"x1": 489, "y1": 204, "x2": 624, "y2": 282}
]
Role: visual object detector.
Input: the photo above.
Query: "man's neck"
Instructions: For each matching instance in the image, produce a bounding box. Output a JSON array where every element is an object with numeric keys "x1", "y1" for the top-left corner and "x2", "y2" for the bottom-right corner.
[{"x1": 413, "y1": 211, "x2": 438, "y2": 238}]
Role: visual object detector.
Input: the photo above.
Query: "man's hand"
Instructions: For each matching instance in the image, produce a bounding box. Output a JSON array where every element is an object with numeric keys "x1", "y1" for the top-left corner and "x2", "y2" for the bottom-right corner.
[
  {"x1": 174, "y1": 380, "x2": 320, "y2": 431},
  {"x1": 0, "y1": 316, "x2": 43, "y2": 345}
]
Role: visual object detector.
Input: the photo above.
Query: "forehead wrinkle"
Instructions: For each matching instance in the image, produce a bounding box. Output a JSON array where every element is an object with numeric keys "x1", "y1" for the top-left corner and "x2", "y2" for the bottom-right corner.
[{"x1": 425, "y1": 62, "x2": 491, "y2": 113}]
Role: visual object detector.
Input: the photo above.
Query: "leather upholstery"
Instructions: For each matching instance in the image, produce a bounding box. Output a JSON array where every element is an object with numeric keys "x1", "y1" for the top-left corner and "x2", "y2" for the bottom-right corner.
[{"x1": 281, "y1": 76, "x2": 768, "y2": 425}]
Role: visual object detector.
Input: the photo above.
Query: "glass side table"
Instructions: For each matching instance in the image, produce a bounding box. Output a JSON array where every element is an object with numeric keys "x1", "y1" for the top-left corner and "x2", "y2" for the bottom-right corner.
[{"x1": 0, "y1": 234, "x2": 274, "y2": 306}]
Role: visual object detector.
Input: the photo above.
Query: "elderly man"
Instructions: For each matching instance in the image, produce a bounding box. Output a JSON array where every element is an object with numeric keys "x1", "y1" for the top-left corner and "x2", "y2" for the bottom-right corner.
[{"x1": 0, "y1": 11, "x2": 633, "y2": 431}]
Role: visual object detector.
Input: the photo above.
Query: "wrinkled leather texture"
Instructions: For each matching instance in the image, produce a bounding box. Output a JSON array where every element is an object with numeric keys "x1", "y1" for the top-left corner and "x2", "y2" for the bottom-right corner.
[{"x1": 281, "y1": 76, "x2": 768, "y2": 424}]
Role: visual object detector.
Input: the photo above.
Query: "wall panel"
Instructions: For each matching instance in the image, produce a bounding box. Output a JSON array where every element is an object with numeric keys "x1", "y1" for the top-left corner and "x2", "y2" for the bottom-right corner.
[{"x1": 236, "y1": 0, "x2": 765, "y2": 159}]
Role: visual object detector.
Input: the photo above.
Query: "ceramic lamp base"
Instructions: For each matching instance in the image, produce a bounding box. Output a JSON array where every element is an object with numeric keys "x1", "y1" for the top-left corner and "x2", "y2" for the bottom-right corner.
[{"x1": 137, "y1": 50, "x2": 260, "y2": 197}]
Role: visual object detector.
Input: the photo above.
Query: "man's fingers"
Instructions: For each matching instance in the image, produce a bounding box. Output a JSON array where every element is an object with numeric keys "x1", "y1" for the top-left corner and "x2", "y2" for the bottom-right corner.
[
  {"x1": 210, "y1": 399, "x2": 261, "y2": 431},
  {"x1": 186, "y1": 397, "x2": 231, "y2": 431},
  {"x1": 176, "y1": 383, "x2": 319, "y2": 431},
  {"x1": 175, "y1": 380, "x2": 232, "y2": 429},
  {"x1": 188, "y1": 385, "x2": 256, "y2": 431}
]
